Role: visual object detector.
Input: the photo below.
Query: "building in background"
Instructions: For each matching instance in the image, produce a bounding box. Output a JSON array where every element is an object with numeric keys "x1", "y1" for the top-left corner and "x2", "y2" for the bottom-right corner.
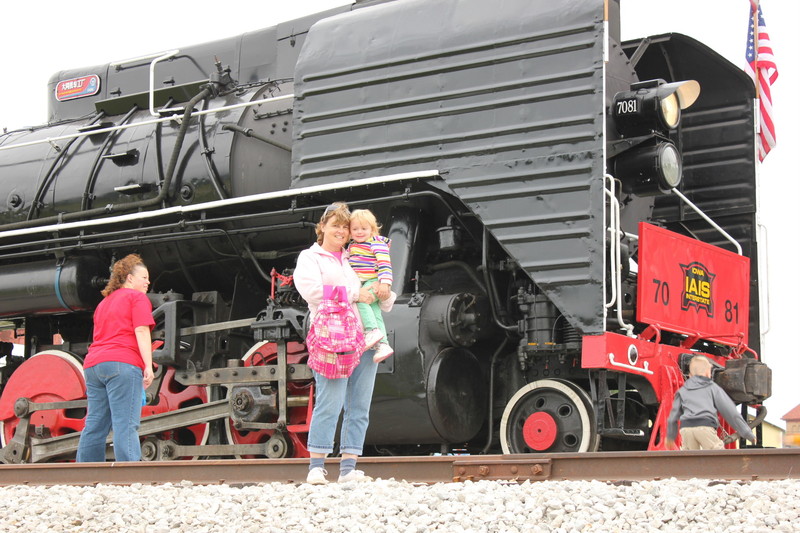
[
  {"x1": 782, "y1": 405, "x2": 800, "y2": 447},
  {"x1": 755, "y1": 419, "x2": 784, "y2": 448}
]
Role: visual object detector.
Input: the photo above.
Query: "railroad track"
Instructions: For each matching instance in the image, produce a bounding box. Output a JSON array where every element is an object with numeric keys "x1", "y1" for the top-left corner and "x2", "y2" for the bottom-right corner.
[{"x1": 1, "y1": 449, "x2": 797, "y2": 487}]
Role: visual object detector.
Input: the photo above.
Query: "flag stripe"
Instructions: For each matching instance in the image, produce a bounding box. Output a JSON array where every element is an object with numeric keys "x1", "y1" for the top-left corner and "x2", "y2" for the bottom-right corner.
[{"x1": 745, "y1": 2, "x2": 779, "y2": 161}]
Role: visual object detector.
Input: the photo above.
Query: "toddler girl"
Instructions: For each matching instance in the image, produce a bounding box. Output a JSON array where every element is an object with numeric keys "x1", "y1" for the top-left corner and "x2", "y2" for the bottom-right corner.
[{"x1": 348, "y1": 209, "x2": 394, "y2": 363}]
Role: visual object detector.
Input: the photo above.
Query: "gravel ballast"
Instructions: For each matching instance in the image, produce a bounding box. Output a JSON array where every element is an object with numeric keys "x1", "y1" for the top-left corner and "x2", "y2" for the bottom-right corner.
[{"x1": 1, "y1": 477, "x2": 798, "y2": 532}]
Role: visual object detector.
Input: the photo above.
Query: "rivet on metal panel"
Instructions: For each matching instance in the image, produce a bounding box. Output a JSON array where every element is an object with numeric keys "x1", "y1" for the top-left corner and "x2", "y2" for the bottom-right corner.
[
  {"x1": 478, "y1": 465, "x2": 489, "y2": 477},
  {"x1": 511, "y1": 466, "x2": 518, "y2": 474},
  {"x1": 458, "y1": 467, "x2": 466, "y2": 475}
]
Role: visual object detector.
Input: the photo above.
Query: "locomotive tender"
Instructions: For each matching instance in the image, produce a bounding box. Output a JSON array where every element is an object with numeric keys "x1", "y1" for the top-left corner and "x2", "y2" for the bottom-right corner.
[{"x1": 0, "y1": 0, "x2": 772, "y2": 463}]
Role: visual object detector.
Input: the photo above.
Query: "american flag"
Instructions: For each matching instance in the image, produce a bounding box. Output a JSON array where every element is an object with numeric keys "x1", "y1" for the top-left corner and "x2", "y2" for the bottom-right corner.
[{"x1": 745, "y1": 1, "x2": 778, "y2": 162}]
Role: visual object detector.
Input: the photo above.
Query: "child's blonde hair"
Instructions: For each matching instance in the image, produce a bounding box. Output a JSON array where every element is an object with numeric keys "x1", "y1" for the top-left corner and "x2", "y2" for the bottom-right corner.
[
  {"x1": 349, "y1": 209, "x2": 382, "y2": 237},
  {"x1": 689, "y1": 355, "x2": 713, "y2": 377}
]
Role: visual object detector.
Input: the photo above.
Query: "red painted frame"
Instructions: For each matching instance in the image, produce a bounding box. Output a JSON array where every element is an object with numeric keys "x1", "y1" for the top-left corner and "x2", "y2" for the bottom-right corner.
[{"x1": 582, "y1": 224, "x2": 753, "y2": 450}]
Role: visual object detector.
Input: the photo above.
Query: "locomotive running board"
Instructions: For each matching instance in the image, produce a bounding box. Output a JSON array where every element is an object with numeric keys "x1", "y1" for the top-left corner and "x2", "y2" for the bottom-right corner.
[{"x1": 0, "y1": 169, "x2": 440, "y2": 240}]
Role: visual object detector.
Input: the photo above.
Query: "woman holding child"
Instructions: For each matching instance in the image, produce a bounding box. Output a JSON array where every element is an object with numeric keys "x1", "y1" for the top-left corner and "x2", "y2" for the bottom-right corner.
[{"x1": 293, "y1": 202, "x2": 393, "y2": 484}]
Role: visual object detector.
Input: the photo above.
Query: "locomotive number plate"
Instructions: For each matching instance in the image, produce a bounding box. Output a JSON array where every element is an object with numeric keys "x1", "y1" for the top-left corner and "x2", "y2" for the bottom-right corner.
[{"x1": 636, "y1": 222, "x2": 750, "y2": 346}]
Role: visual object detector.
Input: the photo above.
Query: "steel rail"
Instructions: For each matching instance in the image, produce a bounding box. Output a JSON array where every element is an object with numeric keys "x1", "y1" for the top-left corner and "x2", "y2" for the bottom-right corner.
[{"x1": 0, "y1": 449, "x2": 797, "y2": 487}]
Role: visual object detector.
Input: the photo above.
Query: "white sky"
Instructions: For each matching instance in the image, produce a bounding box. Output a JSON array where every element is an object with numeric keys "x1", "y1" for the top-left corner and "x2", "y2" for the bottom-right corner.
[{"x1": 1, "y1": 1, "x2": 797, "y2": 427}]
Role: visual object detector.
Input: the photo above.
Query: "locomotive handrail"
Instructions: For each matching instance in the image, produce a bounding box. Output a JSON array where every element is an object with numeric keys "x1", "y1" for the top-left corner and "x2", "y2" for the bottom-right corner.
[
  {"x1": 604, "y1": 176, "x2": 620, "y2": 309},
  {"x1": 110, "y1": 49, "x2": 180, "y2": 69},
  {"x1": 670, "y1": 187, "x2": 742, "y2": 255},
  {"x1": 148, "y1": 50, "x2": 180, "y2": 117},
  {"x1": 0, "y1": 170, "x2": 440, "y2": 240},
  {"x1": 604, "y1": 174, "x2": 635, "y2": 337},
  {"x1": 608, "y1": 352, "x2": 654, "y2": 375},
  {"x1": 0, "y1": 94, "x2": 295, "y2": 154}
]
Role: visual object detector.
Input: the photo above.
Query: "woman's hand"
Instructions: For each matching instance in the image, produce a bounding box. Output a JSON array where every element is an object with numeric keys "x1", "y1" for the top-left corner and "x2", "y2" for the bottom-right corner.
[
  {"x1": 143, "y1": 366, "x2": 154, "y2": 388},
  {"x1": 135, "y1": 325, "x2": 155, "y2": 388},
  {"x1": 376, "y1": 282, "x2": 391, "y2": 300},
  {"x1": 358, "y1": 287, "x2": 376, "y2": 304}
]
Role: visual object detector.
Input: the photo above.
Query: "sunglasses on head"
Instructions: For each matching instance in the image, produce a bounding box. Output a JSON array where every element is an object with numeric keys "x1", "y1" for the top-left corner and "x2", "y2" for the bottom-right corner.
[{"x1": 324, "y1": 203, "x2": 349, "y2": 214}]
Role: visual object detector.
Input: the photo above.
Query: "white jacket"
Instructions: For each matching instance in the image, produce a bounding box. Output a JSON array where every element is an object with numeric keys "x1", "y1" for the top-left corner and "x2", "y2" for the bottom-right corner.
[{"x1": 294, "y1": 243, "x2": 363, "y2": 326}]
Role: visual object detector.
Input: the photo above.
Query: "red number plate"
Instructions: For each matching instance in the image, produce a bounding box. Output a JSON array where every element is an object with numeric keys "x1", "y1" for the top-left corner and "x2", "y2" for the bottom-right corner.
[{"x1": 636, "y1": 223, "x2": 750, "y2": 346}]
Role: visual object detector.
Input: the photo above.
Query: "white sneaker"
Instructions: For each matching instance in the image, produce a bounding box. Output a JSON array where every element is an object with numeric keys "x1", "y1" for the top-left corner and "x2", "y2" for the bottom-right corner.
[
  {"x1": 306, "y1": 467, "x2": 329, "y2": 485},
  {"x1": 363, "y1": 329, "x2": 384, "y2": 350},
  {"x1": 373, "y1": 342, "x2": 394, "y2": 363},
  {"x1": 338, "y1": 469, "x2": 373, "y2": 483}
]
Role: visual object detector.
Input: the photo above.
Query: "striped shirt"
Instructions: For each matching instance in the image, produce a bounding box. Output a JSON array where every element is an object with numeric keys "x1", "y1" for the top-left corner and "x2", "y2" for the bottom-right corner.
[{"x1": 348, "y1": 235, "x2": 392, "y2": 284}]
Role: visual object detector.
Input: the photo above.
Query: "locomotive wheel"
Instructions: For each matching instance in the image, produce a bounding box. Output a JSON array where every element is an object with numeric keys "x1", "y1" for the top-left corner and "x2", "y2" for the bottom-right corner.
[
  {"x1": 0, "y1": 351, "x2": 87, "y2": 447},
  {"x1": 223, "y1": 341, "x2": 312, "y2": 458},
  {"x1": 143, "y1": 365, "x2": 211, "y2": 453},
  {"x1": 499, "y1": 379, "x2": 599, "y2": 454}
]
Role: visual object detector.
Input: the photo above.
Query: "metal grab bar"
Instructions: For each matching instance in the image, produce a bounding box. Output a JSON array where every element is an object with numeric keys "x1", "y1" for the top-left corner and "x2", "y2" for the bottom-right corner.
[
  {"x1": 670, "y1": 187, "x2": 742, "y2": 255},
  {"x1": 149, "y1": 50, "x2": 180, "y2": 117}
]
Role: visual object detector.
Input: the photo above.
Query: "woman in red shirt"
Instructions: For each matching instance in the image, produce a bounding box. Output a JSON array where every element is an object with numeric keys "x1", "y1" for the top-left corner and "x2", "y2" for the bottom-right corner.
[{"x1": 76, "y1": 254, "x2": 155, "y2": 462}]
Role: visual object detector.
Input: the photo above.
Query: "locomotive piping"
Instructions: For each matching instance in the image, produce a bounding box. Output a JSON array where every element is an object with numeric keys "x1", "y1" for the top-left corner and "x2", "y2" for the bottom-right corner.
[
  {"x1": 0, "y1": 95, "x2": 296, "y2": 155},
  {"x1": 221, "y1": 124, "x2": 291, "y2": 152},
  {"x1": 481, "y1": 228, "x2": 520, "y2": 333},
  {"x1": 199, "y1": 100, "x2": 228, "y2": 200},
  {"x1": 429, "y1": 261, "x2": 487, "y2": 295},
  {"x1": 159, "y1": 87, "x2": 213, "y2": 207},
  {"x1": 26, "y1": 111, "x2": 106, "y2": 222},
  {"x1": 0, "y1": 87, "x2": 214, "y2": 231},
  {"x1": 82, "y1": 106, "x2": 139, "y2": 211},
  {"x1": 480, "y1": 336, "x2": 510, "y2": 454}
]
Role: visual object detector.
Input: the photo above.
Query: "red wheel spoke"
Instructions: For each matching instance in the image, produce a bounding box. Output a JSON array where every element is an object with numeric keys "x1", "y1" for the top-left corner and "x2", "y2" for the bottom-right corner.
[{"x1": 0, "y1": 351, "x2": 86, "y2": 446}]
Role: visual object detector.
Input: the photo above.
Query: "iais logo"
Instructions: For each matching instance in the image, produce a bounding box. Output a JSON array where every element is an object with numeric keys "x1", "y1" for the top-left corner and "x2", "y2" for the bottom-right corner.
[{"x1": 679, "y1": 261, "x2": 716, "y2": 317}]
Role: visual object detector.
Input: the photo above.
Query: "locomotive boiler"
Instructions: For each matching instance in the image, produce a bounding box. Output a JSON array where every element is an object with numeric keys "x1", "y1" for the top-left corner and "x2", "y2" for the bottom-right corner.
[{"x1": 0, "y1": 0, "x2": 771, "y2": 463}]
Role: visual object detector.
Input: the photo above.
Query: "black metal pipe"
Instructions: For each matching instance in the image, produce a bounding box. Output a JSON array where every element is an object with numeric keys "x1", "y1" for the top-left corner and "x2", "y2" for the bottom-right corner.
[
  {"x1": 481, "y1": 336, "x2": 509, "y2": 454},
  {"x1": 429, "y1": 261, "x2": 487, "y2": 295},
  {"x1": 200, "y1": 99, "x2": 229, "y2": 199},
  {"x1": 82, "y1": 107, "x2": 137, "y2": 210},
  {"x1": 222, "y1": 124, "x2": 291, "y2": 152},
  {"x1": 482, "y1": 228, "x2": 519, "y2": 332},
  {"x1": 26, "y1": 111, "x2": 106, "y2": 221}
]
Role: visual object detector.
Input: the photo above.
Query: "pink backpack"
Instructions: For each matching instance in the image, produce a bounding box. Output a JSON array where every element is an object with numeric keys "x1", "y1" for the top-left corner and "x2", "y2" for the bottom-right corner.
[{"x1": 306, "y1": 285, "x2": 366, "y2": 378}]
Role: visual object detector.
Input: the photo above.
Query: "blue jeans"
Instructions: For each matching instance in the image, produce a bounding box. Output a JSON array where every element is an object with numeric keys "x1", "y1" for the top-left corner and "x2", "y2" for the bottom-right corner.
[
  {"x1": 307, "y1": 350, "x2": 378, "y2": 455},
  {"x1": 77, "y1": 361, "x2": 143, "y2": 462}
]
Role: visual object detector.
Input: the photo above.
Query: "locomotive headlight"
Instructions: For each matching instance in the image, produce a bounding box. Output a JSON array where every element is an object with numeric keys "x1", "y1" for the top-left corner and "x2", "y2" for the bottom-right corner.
[
  {"x1": 609, "y1": 78, "x2": 699, "y2": 196},
  {"x1": 614, "y1": 141, "x2": 683, "y2": 196},
  {"x1": 660, "y1": 92, "x2": 680, "y2": 129},
  {"x1": 612, "y1": 79, "x2": 700, "y2": 136},
  {"x1": 659, "y1": 143, "x2": 681, "y2": 188}
]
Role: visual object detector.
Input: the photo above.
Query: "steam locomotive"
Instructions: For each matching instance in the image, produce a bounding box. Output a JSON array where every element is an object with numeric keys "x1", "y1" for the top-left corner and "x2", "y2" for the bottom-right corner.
[{"x1": 0, "y1": 0, "x2": 771, "y2": 463}]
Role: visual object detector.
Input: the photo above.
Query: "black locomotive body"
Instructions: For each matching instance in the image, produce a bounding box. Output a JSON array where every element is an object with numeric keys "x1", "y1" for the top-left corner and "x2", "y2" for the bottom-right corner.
[{"x1": 0, "y1": 0, "x2": 771, "y2": 462}]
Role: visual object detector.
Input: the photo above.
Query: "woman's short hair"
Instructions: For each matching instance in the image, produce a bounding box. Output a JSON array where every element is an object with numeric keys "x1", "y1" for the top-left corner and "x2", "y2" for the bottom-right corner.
[
  {"x1": 102, "y1": 254, "x2": 146, "y2": 297},
  {"x1": 315, "y1": 202, "x2": 350, "y2": 244}
]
